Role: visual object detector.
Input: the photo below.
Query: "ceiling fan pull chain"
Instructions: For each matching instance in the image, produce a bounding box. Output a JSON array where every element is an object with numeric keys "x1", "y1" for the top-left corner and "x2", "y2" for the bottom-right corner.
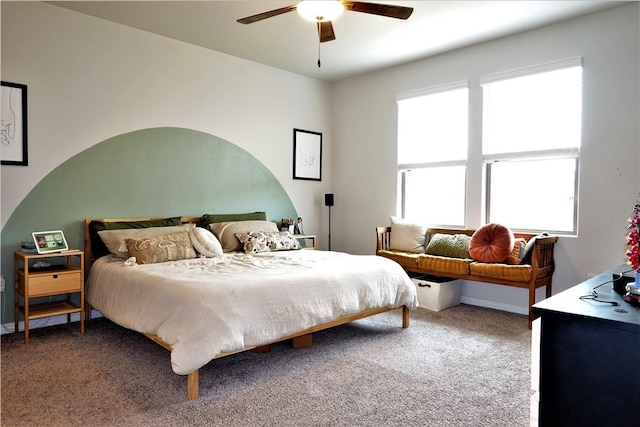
[{"x1": 317, "y1": 22, "x2": 322, "y2": 68}]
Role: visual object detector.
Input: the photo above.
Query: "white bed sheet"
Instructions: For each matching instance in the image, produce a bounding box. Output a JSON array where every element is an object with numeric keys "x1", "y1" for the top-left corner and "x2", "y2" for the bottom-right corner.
[{"x1": 86, "y1": 250, "x2": 418, "y2": 375}]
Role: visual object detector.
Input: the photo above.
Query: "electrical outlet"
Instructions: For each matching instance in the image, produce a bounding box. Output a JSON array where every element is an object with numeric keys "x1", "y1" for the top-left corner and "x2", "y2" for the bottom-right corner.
[{"x1": 0, "y1": 276, "x2": 5, "y2": 292}]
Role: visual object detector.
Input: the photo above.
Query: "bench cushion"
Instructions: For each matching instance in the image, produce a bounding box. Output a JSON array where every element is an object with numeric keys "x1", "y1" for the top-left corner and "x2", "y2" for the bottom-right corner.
[
  {"x1": 470, "y1": 262, "x2": 532, "y2": 282},
  {"x1": 377, "y1": 250, "x2": 419, "y2": 269},
  {"x1": 417, "y1": 254, "x2": 471, "y2": 275}
]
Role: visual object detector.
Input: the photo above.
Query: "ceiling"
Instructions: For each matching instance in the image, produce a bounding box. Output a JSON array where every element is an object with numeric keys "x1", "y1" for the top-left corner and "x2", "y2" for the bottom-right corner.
[{"x1": 48, "y1": 1, "x2": 622, "y2": 82}]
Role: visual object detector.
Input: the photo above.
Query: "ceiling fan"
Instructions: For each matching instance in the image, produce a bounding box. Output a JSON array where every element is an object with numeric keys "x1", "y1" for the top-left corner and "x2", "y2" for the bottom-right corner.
[{"x1": 237, "y1": 1, "x2": 413, "y2": 66}]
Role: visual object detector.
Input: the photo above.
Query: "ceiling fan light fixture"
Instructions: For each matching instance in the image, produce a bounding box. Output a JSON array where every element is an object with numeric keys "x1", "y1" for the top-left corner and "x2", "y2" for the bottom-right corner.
[{"x1": 297, "y1": 0, "x2": 344, "y2": 22}]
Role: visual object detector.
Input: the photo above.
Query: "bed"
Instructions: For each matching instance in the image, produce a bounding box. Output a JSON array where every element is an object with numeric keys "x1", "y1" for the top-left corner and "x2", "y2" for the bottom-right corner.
[{"x1": 83, "y1": 216, "x2": 418, "y2": 400}]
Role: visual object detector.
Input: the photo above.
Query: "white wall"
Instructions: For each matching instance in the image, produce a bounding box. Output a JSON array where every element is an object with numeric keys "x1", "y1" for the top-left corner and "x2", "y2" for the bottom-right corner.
[
  {"x1": 331, "y1": 4, "x2": 640, "y2": 310},
  {"x1": 2, "y1": 2, "x2": 639, "y2": 314},
  {"x1": 0, "y1": 1, "x2": 332, "y2": 246}
]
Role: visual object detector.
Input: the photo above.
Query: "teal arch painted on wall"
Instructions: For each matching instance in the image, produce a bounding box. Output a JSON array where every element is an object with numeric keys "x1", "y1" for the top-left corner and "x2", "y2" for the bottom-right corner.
[{"x1": 1, "y1": 127, "x2": 298, "y2": 324}]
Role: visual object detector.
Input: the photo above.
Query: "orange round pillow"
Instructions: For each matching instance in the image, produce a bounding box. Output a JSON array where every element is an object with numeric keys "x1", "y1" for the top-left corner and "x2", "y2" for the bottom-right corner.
[{"x1": 469, "y1": 223, "x2": 515, "y2": 263}]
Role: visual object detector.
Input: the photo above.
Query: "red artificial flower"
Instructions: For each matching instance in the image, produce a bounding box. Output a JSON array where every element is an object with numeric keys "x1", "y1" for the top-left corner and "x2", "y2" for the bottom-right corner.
[{"x1": 627, "y1": 196, "x2": 640, "y2": 270}]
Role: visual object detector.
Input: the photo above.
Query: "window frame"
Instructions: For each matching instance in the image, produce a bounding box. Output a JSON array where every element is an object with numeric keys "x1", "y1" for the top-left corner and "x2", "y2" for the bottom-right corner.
[
  {"x1": 480, "y1": 59, "x2": 582, "y2": 235},
  {"x1": 396, "y1": 82, "x2": 469, "y2": 227}
]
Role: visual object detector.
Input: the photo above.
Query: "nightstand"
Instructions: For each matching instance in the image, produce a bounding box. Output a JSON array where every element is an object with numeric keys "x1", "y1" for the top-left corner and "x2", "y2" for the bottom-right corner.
[
  {"x1": 295, "y1": 235, "x2": 317, "y2": 249},
  {"x1": 14, "y1": 250, "x2": 84, "y2": 344}
]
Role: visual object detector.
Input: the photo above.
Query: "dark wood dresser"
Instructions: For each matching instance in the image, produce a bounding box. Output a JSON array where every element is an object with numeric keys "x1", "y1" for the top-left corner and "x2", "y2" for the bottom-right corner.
[{"x1": 532, "y1": 266, "x2": 640, "y2": 427}]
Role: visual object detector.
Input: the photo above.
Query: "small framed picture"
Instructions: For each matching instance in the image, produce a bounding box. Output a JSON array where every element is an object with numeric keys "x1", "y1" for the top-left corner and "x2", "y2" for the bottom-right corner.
[
  {"x1": 32, "y1": 230, "x2": 69, "y2": 254},
  {"x1": 1, "y1": 81, "x2": 28, "y2": 166},
  {"x1": 293, "y1": 128, "x2": 322, "y2": 181}
]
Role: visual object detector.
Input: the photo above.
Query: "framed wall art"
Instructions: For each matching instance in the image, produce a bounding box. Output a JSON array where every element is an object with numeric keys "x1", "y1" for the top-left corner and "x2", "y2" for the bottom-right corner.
[
  {"x1": 1, "y1": 81, "x2": 28, "y2": 166},
  {"x1": 293, "y1": 128, "x2": 322, "y2": 181}
]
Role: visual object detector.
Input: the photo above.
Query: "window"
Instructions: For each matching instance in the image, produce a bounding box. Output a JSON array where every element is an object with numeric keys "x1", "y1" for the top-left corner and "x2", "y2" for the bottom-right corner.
[
  {"x1": 396, "y1": 59, "x2": 582, "y2": 234},
  {"x1": 396, "y1": 83, "x2": 468, "y2": 227},
  {"x1": 482, "y1": 60, "x2": 582, "y2": 234}
]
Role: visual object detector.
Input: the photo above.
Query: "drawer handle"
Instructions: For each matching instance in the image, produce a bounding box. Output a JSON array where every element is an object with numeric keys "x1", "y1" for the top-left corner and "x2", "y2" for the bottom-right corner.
[{"x1": 53, "y1": 274, "x2": 58, "y2": 279}]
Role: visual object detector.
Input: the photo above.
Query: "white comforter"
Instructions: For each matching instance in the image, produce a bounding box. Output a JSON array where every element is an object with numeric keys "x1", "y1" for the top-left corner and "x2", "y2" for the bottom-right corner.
[{"x1": 86, "y1": 250, "x2": 418, "y2": 375}]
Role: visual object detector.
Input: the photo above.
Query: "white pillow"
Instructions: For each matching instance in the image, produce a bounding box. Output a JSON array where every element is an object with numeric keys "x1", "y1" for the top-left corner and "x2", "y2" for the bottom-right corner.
[
  {"x1": 98, "y1": 223, "x2": 196, "y2": 257},
  {"x1": 210, "y1": 220, "x2": 279, "y2": 252},
  {"x1": 190, "y1": 227, "x2": 223, "y2": 257},
  {"x1": 389, "y1": 216, "x2": 426, "y2": 254}
]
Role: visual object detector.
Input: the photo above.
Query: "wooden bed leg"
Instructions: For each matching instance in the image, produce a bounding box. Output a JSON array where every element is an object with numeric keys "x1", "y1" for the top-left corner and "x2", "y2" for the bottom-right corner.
[
  {"x1": 292, "y1": 333, "x2": 313, "y2": 348},
  {"x1": 402, "y1": 306, "x2": 410, "y2": 328},
  {"x1": 187, "y1": 370, "x2": 199, "y2": 400},
  {"x1": 251, "y1": 345, "x2": 271, "y2": 353}
]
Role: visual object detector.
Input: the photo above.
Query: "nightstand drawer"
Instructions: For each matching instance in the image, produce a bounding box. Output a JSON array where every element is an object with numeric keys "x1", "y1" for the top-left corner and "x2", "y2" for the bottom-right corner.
[{"x1": 27, "y1": 271, "x2": 82, "y2": 296}]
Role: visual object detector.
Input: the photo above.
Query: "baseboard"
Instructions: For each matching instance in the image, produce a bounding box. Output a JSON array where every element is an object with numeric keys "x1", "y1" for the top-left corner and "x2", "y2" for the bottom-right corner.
[
  {"x1": 460, "y1": 296, "x2": 529, "y2": 316},
  {"x1": 1, "y1": 310, "x2": 103, "y2": 335}
]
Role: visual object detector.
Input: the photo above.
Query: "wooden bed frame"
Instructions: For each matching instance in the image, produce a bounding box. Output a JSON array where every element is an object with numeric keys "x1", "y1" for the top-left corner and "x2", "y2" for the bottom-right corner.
[{"x1": 83, "y1": 217, "x2": 410, "y2": 400}]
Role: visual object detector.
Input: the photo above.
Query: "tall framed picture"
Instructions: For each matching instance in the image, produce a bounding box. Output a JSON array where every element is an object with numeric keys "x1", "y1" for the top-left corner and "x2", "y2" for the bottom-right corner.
[
  {"x1": 293, "y1": 128, "x2": 322, "y2": 181},
  {"x1": 1, "y1": 81, "x2": 28, "y2": 166}
]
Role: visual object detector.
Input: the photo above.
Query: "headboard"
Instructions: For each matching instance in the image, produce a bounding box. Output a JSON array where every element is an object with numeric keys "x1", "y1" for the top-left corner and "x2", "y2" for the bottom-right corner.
[{"x1": 83, "y1": 213, "x2": 276, "y2": 276}]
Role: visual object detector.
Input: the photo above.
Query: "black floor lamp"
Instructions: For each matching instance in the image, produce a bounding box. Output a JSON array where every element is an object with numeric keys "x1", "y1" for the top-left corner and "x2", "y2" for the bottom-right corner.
[{"x1": 325, "y1": 193, "x2": 334, "y2": 251}]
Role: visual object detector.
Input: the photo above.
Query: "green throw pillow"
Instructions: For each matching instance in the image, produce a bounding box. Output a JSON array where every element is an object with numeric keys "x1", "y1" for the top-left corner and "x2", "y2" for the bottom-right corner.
[
  {"x1": 519, "y1": 232, "x2": 549, "y2": 265},
  {"x1": 425, "y1": 233, "x2": 472, "y2": 259}
]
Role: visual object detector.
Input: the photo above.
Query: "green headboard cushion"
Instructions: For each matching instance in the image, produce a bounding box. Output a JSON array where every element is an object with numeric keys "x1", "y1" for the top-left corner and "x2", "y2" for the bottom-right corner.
[{"x1": 198, "y1": 212, "x2": 268, "y2": 228}]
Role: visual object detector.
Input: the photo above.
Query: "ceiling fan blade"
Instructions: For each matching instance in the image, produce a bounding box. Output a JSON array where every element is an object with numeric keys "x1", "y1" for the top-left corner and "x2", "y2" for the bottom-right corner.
[
  {"x1": 237, "y1": 5, "x2": 298, "y2": 24},
  {"x1": 319, "y1": 21, "x2": 336, "y2": 43},
  {"x1": 342, "y1": 1, "x2": 413, "y2": 20}
]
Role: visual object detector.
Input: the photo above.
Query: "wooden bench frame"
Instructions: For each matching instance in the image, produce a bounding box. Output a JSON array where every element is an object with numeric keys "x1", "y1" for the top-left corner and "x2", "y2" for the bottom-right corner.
[{"x1": 376, "y1": 227, "x2": 558, "y2": 328}]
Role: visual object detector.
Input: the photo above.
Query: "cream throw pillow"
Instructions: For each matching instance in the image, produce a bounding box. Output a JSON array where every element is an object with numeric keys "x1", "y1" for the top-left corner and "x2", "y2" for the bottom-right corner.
[
  {"x1": 389, "y1": 216, "x2": 427, "y2": 254},
  {"x1": 190, "y1": 227, "x2": 223, "y2": 257},
  {"x1": 98, "y1": 223, "x2": 196, "y2": 257},
  {"x1": 210, "y1": 220, "x2": 279, "y2": 252}
]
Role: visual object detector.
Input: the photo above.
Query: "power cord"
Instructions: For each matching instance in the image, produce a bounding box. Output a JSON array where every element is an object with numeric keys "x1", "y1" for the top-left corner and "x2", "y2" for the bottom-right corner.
[{"x1": 579, "y1": 269, "x2": 635, "y2": 305}]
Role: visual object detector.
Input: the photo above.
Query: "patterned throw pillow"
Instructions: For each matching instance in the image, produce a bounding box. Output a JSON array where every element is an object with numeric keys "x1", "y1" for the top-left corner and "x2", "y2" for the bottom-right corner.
[
  {"x1": 505, "y1": 238, "x2": 527, "y2": 265},
  {"x1": 235, "y1": 231, "x2": 301, "y2": 254},
  {"x1": 124, "y1": 232, "x2": 196, "y2": 264},
  {"x1": 98, "y1": 223, "x2": 195, "y2": 257}
]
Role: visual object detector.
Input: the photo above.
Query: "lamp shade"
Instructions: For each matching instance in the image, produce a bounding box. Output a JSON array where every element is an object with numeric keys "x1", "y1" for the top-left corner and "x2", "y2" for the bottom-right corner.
[
  {"x1": 297, "y1": 1, "x2": 343, "y2": 22},
  {"x1": 325, "y1": 193, "x2": 334, "y2": 207}
]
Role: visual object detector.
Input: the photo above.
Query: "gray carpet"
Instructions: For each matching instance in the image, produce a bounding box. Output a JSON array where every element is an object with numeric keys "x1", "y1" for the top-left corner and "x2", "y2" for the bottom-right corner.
[{"x1": 1, "y1": 305, "x2": 532, "y2": 426}]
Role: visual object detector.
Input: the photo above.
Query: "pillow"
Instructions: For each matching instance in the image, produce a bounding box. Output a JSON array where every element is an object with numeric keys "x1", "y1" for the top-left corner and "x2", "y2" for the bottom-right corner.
[
  {"x1": 210, "y1": 220, "x2": 279, "y2": 252},
  {"x1": 519, "y1": 233, "x2": 550, "y2": 265},
  {"x1": 235, "y1": 231, "x2": 301, "y2": 254},
  {"x1": 425, "y1": 234, "x2": 472, "y2": 259},
  {"x1": 198, "y1": 212, "x2": 267, "y2": 228},
  {"x1": 89, "y1": 217, "x2": 182, "y2": 258},
  {"x1": 98, "y1": 223, "x2": 196, "y2": 257},
  {"x1": 389, "y1": 217, "x2": 426, "y2": 254},
  {"x1": 469, "y1": 223, "x2": 514, "y2": 263},
  {"x1": 190, "y1": 227, "x2": 223, "y2": 257},
  {"x1": 505, "y1": 238, "x2": 527, "y2": 265},
  {"x1": 125, "y1": 231, "x2": 196, "y2": 264}
]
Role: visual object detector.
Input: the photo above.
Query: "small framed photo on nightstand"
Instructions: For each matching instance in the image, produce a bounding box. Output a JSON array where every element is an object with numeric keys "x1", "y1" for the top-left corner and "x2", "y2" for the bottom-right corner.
[{"x1": 32, "y1": 230, "x2": 69, "y2": 254}]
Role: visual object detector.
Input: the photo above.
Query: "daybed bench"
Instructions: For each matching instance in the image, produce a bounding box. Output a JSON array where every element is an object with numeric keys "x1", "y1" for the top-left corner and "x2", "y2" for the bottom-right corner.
[
  {"x1": 83, "y1": 214, "x2": 418, "y2": 400},
  {"x1": 376, "y1": 225, "x2": 558, "y2": 328}
]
